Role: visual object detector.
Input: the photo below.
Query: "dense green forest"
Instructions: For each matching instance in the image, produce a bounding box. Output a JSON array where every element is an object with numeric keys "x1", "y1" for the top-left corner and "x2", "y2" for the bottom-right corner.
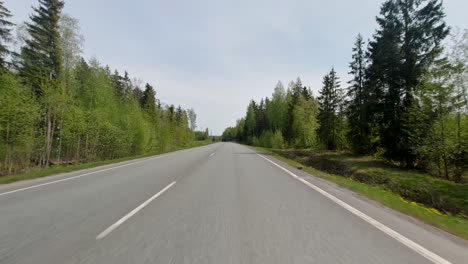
[
  {"x1": 223, "y1": 0, "x2": 467, "y2": 183},
  {"x1": 0, "y1": 0, "x2": 204, "y2": 176}
]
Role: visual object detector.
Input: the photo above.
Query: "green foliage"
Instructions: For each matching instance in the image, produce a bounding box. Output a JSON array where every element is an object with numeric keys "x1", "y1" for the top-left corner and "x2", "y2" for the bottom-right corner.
[
  {"x1": 187, "y1": 108, "x2": 197, "y2": 132},
  {"x1": 252, "y1": 130, "x2": 284, "y2": 149},
  {"x1": 346, "y1": 34, "x2": 374, "y2": 154},
  {"x1": 222, "y1": 78, "x2": 318, "y2": 149},
  {"x1": 317, "y1": 68, "x2": 344, "y2": 150},
  {"x1": 19, "y1": 0, "x2": 64, "y2": 95},
  {"x1": 0, "y1": 1, "x2": 200, "y2": 176},
  {"x1": 59, "y1": 14, "x2": 83, "y2": 89},
  {"x1": 194, "y1": 129, "x2": 210, "y2": 141},
  {"x1": 292, "y1": 96, "x2": 319, "y2": 148},
  {"x1": 268, "y1": 82, "x2": 287, "y2": 132},
  {"x1": 245, "y1": 100, "x2": 256, "y2": 139},
  {"x1": 411, "y1": 59, "x2": 468, "y2": 181},
  {"x1": 271, "y1": 130, "x2": 284, "y2": 149},
  {"x1": 368, "y1": 0, "x2": 450, "y2": 166},
  {"x1": 0, "y1": 73, "x2": 39, "y2": 174},
  {"x1": 223, "y1": 0, "x2": 464, "y2": 183},
  {"x1": 141, "y1": 83, "x2": 157, "y2": 115}
]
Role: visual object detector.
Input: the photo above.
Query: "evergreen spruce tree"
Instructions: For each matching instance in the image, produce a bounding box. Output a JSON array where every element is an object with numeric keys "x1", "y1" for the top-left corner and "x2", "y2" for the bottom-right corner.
[
  {"x1": 167, "y1": 104, "x2": 175, "y2": 122},
  {"x1": 132, "y1": 87, "x2": 144, "y2": 105},
  {"x1": 141, "y1": 83, "x2": 157, "y2": 115},
  {"x1": 111, "y1": 70, "x2": 125, "y2": 98},
  {"x1": 255, "y1": 98, "x2": 268, "y2": 136},
  {"x1": 20, "y1": 0, "x2": 64, "y2": 96},
  {"x1": 366, "y1": 0, "x2": 402, "y2": 163},
  {"x1": 175, "y1": 106, "x2": 184, "y2": 125},
  {"x1": 245, "y1": 100, "x2": 257, "y2": 140},
  {"x1": 347, "y1": 34, "x2": 372, "y2": 153},
  {"x1": 317, "y1": 68, "x2": 341, "y2": 149},
  {"x1": 284, "y1": 78, "x2": 303, "y2": 142},
  {"x1": 18, "y1": 0, "x2": 65, "y2": 167},
  {"x1": 292, "y1": 77, "x2": 303, "y2": 102},
  {"x1": 123, "y1": 71, "x2": 132, "y2": 99},
  {"x1": 399, "y1": 0, "x2": 449, "y2": 166},
  {"x1": 0, "y1": 0, "x2": 14, "y2": 71},
  {"x1": 367, "y1": 0, "x2": 449, "y2": 166}
]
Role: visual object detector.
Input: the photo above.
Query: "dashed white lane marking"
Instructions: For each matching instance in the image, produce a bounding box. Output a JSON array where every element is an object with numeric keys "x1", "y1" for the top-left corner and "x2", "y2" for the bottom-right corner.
[
  {"x1": 257, "y1": 153, "x2": 451, "y2": 264},
  {"x1": 209, "y1": 153, "x2": 215, "y2": 157},
  {"x1": 96, "y1": 181, "x2": 176, "y2": 240}
]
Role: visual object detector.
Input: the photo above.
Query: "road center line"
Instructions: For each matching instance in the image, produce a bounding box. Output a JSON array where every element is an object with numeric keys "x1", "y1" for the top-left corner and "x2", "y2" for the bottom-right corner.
[
  {"x1": 0, "y1": 154, "x2": 173, "y2": 197},
  {"x1": 256, "y1": 153, "x2": 451, "y2": 264},
  {"x1": 96, "y1": 181, "x2": 176, "y2": 240},
  {"x1": 209, "y1": 152, "x2": 215, "y2": 157}
]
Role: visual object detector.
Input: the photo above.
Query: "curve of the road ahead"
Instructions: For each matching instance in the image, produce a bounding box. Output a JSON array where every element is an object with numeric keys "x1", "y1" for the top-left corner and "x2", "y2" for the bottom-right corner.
[{"x1": 0, "y1": 143, "x2": 467, "y2": 264}]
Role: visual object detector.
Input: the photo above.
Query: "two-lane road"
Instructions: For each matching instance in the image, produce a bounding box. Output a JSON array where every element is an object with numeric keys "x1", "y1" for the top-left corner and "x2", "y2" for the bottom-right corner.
[{"x1": 0, "y1": 143, "x2": 467, "y2": 263}]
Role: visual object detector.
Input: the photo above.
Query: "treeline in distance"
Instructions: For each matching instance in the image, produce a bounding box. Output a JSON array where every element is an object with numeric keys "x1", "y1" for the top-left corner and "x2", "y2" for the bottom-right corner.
[
  {"x1": 0, "y1": 0, "x2": 205, "y2": 175},
  {"x1": 222, "y1": 0, "x2": 467, "y2": 182}
]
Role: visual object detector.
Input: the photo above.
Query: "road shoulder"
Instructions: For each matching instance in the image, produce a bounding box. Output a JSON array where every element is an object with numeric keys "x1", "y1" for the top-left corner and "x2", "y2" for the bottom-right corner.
[{"x1": 249, "y1": 145, "x2": 468, "y2": 264}]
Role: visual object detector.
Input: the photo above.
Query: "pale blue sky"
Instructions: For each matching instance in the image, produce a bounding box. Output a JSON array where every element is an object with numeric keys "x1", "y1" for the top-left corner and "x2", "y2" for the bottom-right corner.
[{"x1": 6, "y1": 0, "x2": 468, "y2": 134}]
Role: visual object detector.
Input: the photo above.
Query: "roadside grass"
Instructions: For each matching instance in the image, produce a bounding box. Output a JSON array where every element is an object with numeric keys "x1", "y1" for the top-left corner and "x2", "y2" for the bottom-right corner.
[
  {"x1": 0, "y1": 140, "x2": 212, "y2": 185},
  {"x1": 253, "y1": 147, "x2": 468, "y2": 240}
]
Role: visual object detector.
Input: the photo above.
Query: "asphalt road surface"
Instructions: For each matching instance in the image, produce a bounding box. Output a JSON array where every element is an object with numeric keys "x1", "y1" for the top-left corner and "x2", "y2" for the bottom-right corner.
[{"x1": 0, "y1": 143, "x2": 467, "y2": 264}]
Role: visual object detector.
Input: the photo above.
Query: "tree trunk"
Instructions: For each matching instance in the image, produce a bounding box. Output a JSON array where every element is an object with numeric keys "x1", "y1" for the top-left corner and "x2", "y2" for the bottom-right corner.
[
  {"x1": 75, "y1": 137, "x2": 81, "y2": 161},
  {"x1": 453, "y1": 112, "x2": 462, "y2": 183},
  {"x1": 85, "y1": 133, "x2": 88, "y2": 160},
  {"x1": 4, "y1": 108, "x2": 11, "y2": 174},
  {"x1": 439, "y1": 117, "x2": 449, "y2": 180},
  {"x1": 44, "y1": 108, "x2": 55, "y2": 168},
  {"x1": 41, "y1": 113, "x2": 48, "y2": 167},
  {"x1": 57, "y1": 110, "x2": 64, "y2": 163}
]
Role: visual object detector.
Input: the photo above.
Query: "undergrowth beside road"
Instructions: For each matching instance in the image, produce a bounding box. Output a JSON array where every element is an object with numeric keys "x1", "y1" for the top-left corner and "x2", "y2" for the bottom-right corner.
[
  {"x1": 0, "y1": 141, "x2": 211, "y2": 185},
  {"x1": 253, "y1": 147, "x2": 468, "y2": 240}
]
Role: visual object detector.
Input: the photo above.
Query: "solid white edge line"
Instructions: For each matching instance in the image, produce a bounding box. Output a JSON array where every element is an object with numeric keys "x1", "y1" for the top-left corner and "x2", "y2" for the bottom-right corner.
[
  {"x1": 96, "y1": 181, "x2": 176, "y2": 240},
  {"x1": 256, "y1": 153, "x2": 451, "y2": 264},
  {"x1": 0, "y1": 150, "x2": 185, "y2": 197}
]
